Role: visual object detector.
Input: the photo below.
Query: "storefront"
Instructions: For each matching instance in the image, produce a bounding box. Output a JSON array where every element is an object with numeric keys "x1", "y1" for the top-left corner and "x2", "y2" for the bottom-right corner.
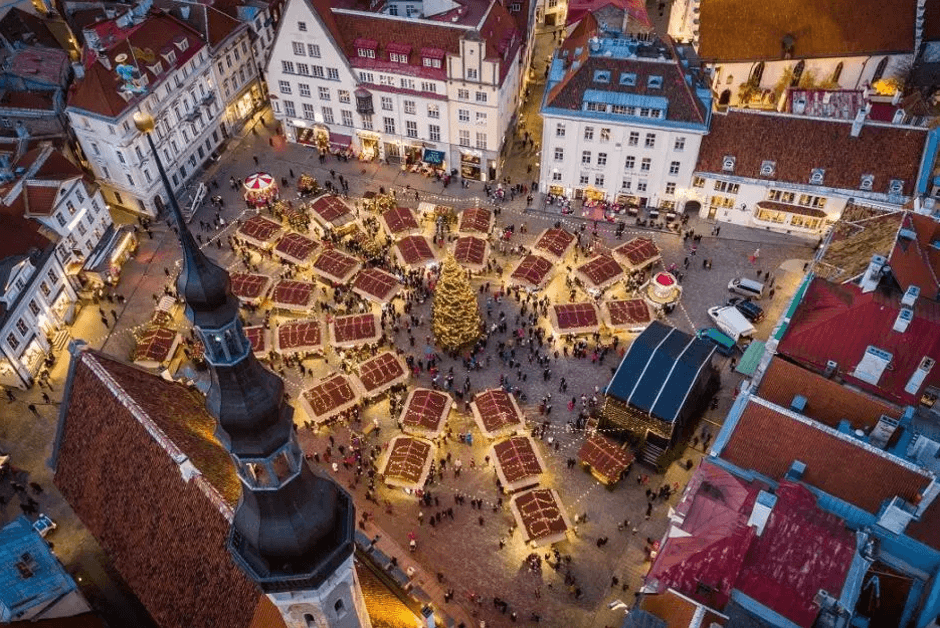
[
  {"x1": 423, "y1": 149, "x2": 445, "y2": 168},
  {"x1": 329, "y1": 134, "x2": 352, "y2": 154},
  {"x1": 549, "y1": 184, "x2": 566, "y2": 196},
  {"x1": 81, "y1": 224, "x2": 138, "y2": 287},
  {"x1": 403, "y1": 144, "x2": 423, "y2": 165},
  {"x1": 225, "y1": 82, "x2": 263, "y2": 127},
  {"x1": 460, "y1": 151, "x2": 482, "y2": 181},
  {"x1": 575, "y1": 187, "x2": 606, "y2": 201},
  {"x1": 753, "y1": 201, "x2": 827, "y2": 233},
  {"x1": 358, "y1": 132, "x2": 380, "y2": 161},
  {"x1": 296, "y1": 125, "x2": 330, "y2": 151},
  {"x1": 384, "y1": 142, "x2": 402, "y2": 163}
]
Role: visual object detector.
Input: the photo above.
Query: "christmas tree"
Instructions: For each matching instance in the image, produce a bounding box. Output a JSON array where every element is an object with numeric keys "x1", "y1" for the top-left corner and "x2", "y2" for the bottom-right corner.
[{"x1": 432, "y1": 254, "x2": 482, "y2": 351}]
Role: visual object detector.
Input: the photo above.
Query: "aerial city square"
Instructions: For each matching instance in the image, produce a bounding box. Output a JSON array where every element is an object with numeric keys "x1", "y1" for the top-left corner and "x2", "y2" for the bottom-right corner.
[{"x1": 0, "y1": 0, "x2": 939, "y2": 626}]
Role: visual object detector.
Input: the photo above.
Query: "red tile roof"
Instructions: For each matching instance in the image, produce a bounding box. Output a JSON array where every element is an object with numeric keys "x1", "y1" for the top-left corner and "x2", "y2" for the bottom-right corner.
[
  {"x1": 493, "y1": 436, "x2": 543, "y2": 484},
  {"x1": 381, "y1": 206, "x2": 419, "y2": 235},
  {"x1": 68, "y1": 11, "x2": 206, "y2": 118},
  {"x1": 351, "y1": 267, "x2": 400, "y2": 301},
  {"x1": 303, "y1": 373, "x2": 360, "y2": 419},
  {"x1": 312, "y1": 248, "x2": 360, "y2": 283},
  {"x1": 613, "y1": 236, "x2": 660, "y2": 267},
  {"x1": 534, "y1": 227, "x2": 575, "y2": 258},
  {"x1": 756, "y1": 358, "x2": 903, "y2": 431},
  {"x1": 383, "y1": 436, "x2": 432, "y2": 484},
  {"x1": 400, "y1": 388, "x2": 451, "y2": 433},
  {"x1": 648, "y1": 460, "x2": 856, "y2": 627},
  {"x1": 52, "y1": 350, "x2": 274, "y2": 628},
  {"x1": 889, "y1": 212, "x2": 940, "y2": 297},
  {"x1": 777, "y1": 277, "x2": 940, "y2": 405},
  {"x1": 577, "y1": 433, "x2": 633, "y2": 482},
  {"x1": 274, "y1": 232, "x2": 318, "y2": 262},
  {"x1": 552, "y1": 302, "x2": 600, "y2": 331},
  {"x1": 0, "y1": 198, "x2": 52, "y2": 258},
  {"x1": 270, "y1": 280, "x2": 314, "y2": 307},
  {"x1": 237, "y1": 215, "x2": 282, "y2": 242},
  {"x1": 603, "y1": 299, "x2": 651, "y2": 326},
  {"x1": 356, "y1": 350, "x2": 407, "y2": 394},
  {"x1": 696, "y1": 111, "x2": 926, "y2": 196},
  {"x1": 472, "y1": 389, "x2": 525, "y2": 434},
  {"x1": 453, "y1": 236, "x2": 488, "y2": 267},
  {"x1": 395, "y1": 235, "x2": 436, "y2": 266},
  {"x1": 576, "y1": 254, "x2": 623, "y2": 287},
  {"x1": 565, "y1": 0, "x2": 652, "y2": 29},
  {"x1": 696, "y1": 0, "x2": 915, "y2": 61},
  {"x1": 276, "y1": 319, "x2": 322, "y2": 351},
  {"x1": 5, "y1": 47, "x2": 69, "y2": 87},
  {"x1": 229, "y1": 272, "x2": 271, "y2": 300},
  {"x1": 331, "y1": 313, "x2": 379, "y2": 345},
  {"x1": 510, "y1": 254, "x2": 553, "y2": 287},
  {"x1": 513, "y1": 489, "x2": 568, "y2": 540},
  {"x1": 721, "y1": 397, "x2": 932, "y2": 513},
  {"x1": 22, "y1": 182, "x2": 60, "y2": 217},
  {"x1": 458, "y1": 207, "x2": 493, "y2": 233}
]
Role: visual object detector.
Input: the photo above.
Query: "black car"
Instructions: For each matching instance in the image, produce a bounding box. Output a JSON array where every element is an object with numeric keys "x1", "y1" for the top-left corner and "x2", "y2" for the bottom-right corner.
[{"x1": 726, "y1": 297, "x2": 765, "y2": 323}]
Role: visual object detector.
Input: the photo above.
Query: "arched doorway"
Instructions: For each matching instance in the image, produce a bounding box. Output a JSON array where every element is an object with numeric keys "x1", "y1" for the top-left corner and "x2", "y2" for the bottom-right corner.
[
  {"x1": 718, "y1": 89, "x2": 731, "y2": 106},
  {"x1": 684, "y1": 200, "x2": 701, "y2": 214}
]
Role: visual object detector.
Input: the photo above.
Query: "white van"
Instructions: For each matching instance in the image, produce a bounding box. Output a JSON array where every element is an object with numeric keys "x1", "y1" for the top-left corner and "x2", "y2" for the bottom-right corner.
[
  {"x1": 728, "y1": 277, "x2": 765, "y2": 299},
  {"x1": 707, "y1": 306, "x2": 756, "y2": 342}
]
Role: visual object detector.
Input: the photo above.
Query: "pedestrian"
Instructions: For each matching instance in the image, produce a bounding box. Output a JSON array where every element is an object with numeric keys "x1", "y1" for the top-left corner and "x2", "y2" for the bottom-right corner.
[
  {"x1": 28, "y1": 403, "x2": 38, "y2": 416},
  {"x1": 253, "y1": 155, "x2": 259, "y2": 166}
]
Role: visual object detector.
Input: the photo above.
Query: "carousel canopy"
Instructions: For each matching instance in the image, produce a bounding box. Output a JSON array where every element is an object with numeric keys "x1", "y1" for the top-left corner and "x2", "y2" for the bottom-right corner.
[{"x1": 244, "y1": 172, "x2": 275, "y2": 191}]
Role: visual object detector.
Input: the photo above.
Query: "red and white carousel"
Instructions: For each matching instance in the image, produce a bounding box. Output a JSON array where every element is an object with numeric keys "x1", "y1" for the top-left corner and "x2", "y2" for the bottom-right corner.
[{"x1": 243, "y1": 172, "x2": 279, "y2": 207}]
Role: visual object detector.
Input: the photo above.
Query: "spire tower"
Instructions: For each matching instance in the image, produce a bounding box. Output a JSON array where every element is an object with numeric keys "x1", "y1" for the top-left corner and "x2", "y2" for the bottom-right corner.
[{"x1": 133, "y1": 112, "x2": 371, "y2": 628}]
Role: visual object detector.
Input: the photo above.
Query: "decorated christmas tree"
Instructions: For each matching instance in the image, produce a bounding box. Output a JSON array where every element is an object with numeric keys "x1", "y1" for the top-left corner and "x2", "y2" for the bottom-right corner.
[{"x1": 432, "y1": 254, "x2": 482, "y2": 351}]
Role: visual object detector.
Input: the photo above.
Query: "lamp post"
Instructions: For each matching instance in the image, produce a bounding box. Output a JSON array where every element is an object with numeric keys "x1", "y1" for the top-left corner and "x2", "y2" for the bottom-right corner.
[{"x1": 133, "y1": 111, "x2": 188, "y2": 229}]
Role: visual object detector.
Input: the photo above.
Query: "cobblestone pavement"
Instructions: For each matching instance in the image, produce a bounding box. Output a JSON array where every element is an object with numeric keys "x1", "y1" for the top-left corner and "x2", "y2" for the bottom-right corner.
[{"x1": 0, "y1": 78, "x2": 813, "y2": 625}]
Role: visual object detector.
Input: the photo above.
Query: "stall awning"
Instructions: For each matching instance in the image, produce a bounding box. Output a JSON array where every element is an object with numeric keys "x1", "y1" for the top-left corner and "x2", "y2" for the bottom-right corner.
[
  {"x1": 736, "y1": 341, "x2": 766, "y2": 376},
  {"x1": 423, "y1": 149, "x2": 445, "y2": 165},
  {"x1": 330, "y1": 134, "x2": 352, "y2": 150}
]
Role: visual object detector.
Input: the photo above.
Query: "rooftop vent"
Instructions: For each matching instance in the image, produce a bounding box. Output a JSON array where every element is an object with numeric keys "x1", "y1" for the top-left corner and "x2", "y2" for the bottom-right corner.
[
  {"x1": 905, "y1": 356, "x2": 935, "y2": 396},
  {"x1": 809, "y1": 168, "x2": 825, "y2": 185},
  {"x1": 722, "y1": 155, "x2": 735, "y2": 173},
  {"x1": 824, "y1": 360, "x2": 838, "y2": 378},
  {"x1": 790, "y1": 394, "x2": 807, "y2": 413},
  {"x1": 869, "y1": 414, "x2": 900, "y2": 449},
  {"x1": 860, "y1": 174, "x2": 874, "y2": 191},
  {"x1": 889, "y1": 179, "x2": 905, "y2": 195},
  {"x1": 786, "y1": 460, "x2": 806, "y2": 481},
  {"x1": 860, "y1": 254, "x2": 887, "y2": 293},
  {"x1": 878, "y1": 496, "x2": 916, "y2": 534},
  {"x1": 899, "y1": 227, "x2": 917, "y2": 241},
  {"x1": 902, "y1": 285, "x2": 920, "y2": 307},
  {"x1": 747, "y1": 491, "x2": 777, "y2": 535},
  {"x1": 760, "y1": 160, "x2": 776, "y2": 177},
  {"x1": 853, "y1": 346, "x2": 893, "y2": 385}
]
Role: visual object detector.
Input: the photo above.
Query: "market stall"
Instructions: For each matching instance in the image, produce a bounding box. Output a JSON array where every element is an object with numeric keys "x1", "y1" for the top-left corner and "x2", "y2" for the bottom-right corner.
[
  {"x1": 399, "y1": 388, "x2": 453, "y2": 438},
  {"x1": 379, "y1": 435, "x2": 435, "y2": 491},
  {"x1": 235, "y1": 215, "x2": 284, "y2": 249},
  {"x1": 243, "y1": 325, "x2": 272, "y2": 358},
  {"x1": 451, "y1": 236, "x2": 489, "y2": 272},
  {"x1": 510, "y1": 488, "x2": 571, "y2": 547},
  {"x1": 229, "y1": 272, "x2": 273, "y2": 305},
  {"x1": 600, "y1": 299, "x2": 653, "y2": 333},
  {"x1": 533, "y1": 227, "x2": 576, "y2": 264},
  {"x1": 330, "y1": 313, "x2": 380, "y2": 349},
  {"x1": 470, "y1": 389, "x2": 526, "y2": 440},
  {"x1": 132, "y1": 326, "x2": 180, "y2": 370},
  {"x1": 299, "y1": 373, "x2": 363, "y2": 424},
  {"x1": 275, "y1": 319, "x2": 324, "y2": 356},
  {"x1": 549, "y1": 302, "x2": 601, "y2": 336},
  {"x1": 575, "y1": 254, "x2": 625, "y2": 293},
  {"x1": 351, "y1": 267, "x2": 401, "y2": 304},
  {"x1": 243, "y1": 172, "x2": 279, "y2": 207},
  {"x1": 394, "y1": 235, "x2": 437, "y2": 269},
  {"x1": 509, "y1": 254, "x2": 554, "y2": 290},
  {"x1": 492, "y1": 436, "x2": 545, "y2": 493},
  {"x1": 354, "y1": 350, "x2": 409, "y2": 399},
  {"x1": 311, "y1": 248, "x2": 362, "y2": 285}
]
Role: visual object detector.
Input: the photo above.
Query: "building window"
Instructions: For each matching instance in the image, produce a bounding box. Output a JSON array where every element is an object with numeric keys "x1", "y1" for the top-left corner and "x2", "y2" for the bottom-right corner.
[
  {"x1": 308, "y1": 43, "x2": 320, "y2": 57},
  {"x1": 625, "y1": 156, "x2": 635, "y2": 170},
  {"x1": 581, "y1": 151, "x2": 591, "y2": 164},
  {"x1": 278, "y1": 80, "x2": 291, "y2": 94},
  {"x1": 299, "y1": 83, "x2": 311, "y2": 97},
  {"x1": 584, "y1": 126, "x2": 594, "y2": 141},
  {"x1": 281, "y1": 61, "x2": 294, "y2": 74},
  {"x1": 475, "y1": 111, "x2": 487, "y2": 124},
  {"x1": 637, "y1": 181, "x2": 647, "y2": 192},
  {"x1": 117, "y1": 150, "x2": 126, "y2": 164},
  {"x1": 597, "y1": 153, "x2": 607, "y2": 166},
  {"x1": 428, "y1": 104, "x2": 440, "y2": 118},
  {"x1": 421, "y1": 82, "x2": 437, "y2": 93},
  {"x1": 39, "y1": 281, "x2": 50, "y2": 296},
  {"x1": 406, "y1": 120, "x2": 418, "y2": 137},
  {"x1": 322, "y1": 107, "x2": 334, "y2": 124},
  {"x1": 429, "y1": 124, "x2": 441, "y2": 141},
  {"x1": 56, "y1": 213, "x2": 66, "y2": 227},
  {"x1": 292, "y1": 41, "x2": 305, "y2": 55},
  {"x1": 600, "y1": 128, "x2": 610, "y2": 142},
  {"x1": 338, "y1": 90, "x2": 350, "y2": 104},
  {"x1": 476, "y1": 91, "x2": 487, "y2": 103},
  {"x1": 585, "y1": 102, "x2": 607, "y2": 112},
  {"x1": 422, "y1": 57, "x2": 442, "y2": 68},
  {"x1": 310, "y1": 65, "x2": 323, "y2": 78},
  {"x1": 7, "y1": 333, "x2": 18, "y2": 350},
  {"x1": 15, "y1": 319, "x2": 28, "y2": 336},
  {"x1": 319, "y1": 87, "x2": 331, "y2": 101},
  {"x1": 459, "y1": 130, "x2": 470, "y2": 146},
  {"x1": 358, "y1": 48, "x2": 376, "y2": 58},
  {"x1": 361, "y1": 114, "x2": 373, "y2": 130},
  {"x1": 580, "y1": 174, "x2": 589, "y2": 185},
  {"x1": 380, "y1": 96, "x2": 392, "y2": 111},
  {"x1": 552, "y1": 172, "x2": 562, "y2": 181},
  {"x1": 476, "y1": 132, "x2": 487, "y2": 149},
  {"x1": 556, "y1": 123, "x2": 565, "y2": 137},
  {"x1": 554, "y1": 147, "x2": 564, "y2": 161},
  {"x1": 645, "y1": 133, "x2": 656, "y2": 148},
  {"x1": 665, "y1": 182, "x2": 676, "y2": 195},
  {"x1": 390, "y1": 52, "x2": 408, "y2": 63},
  {"x1": 466, "y1": 68, "x2": 478, "y2": 80},
  {"x1": 284, "y1": 100, "x2": 296, "y2": 117},
  {"x1": 628, "y1": 132, "x2": 639, "y2": 146},
  {"x1": 621, "y1": 179, "x2": 632, "y2": 190},
  {"x1": 328, "y1": 67, "x2": 339, "y2": 80},
  {"x1": 458, "y1": 109, "x2": 470, "y2": 123},
  {"x1": 714, "y1": 181, "x2": 739, "y2": 194},
  {"x1": 458, "y1": 89, "x2": 469, "y2": 100},
  {"x1": 669, "y1": 161, "x2": 680, "y2": 176},
  {"x1": 297, "y1": 21, "x2": 307, "y2": 31},
  {"x1": 674, "y1": 137, "x2": 686, "y2": 151},
  {"x1": 341, "y1": 110, "x2": 353, "y2": 126},
  {"x1": 595, "y1": 174, "x2": 604, "y2": 186},
  {"x1": 384, "y1": 117, "x2": 395, "y2": 134},
  {"x1": 126, "y1": 174, "x2": 135, "y2": 186},
  {"x1": 692, "y1": 176, "x2": 705, "y2": 188},
  {"x1": 640, "y1": 158, "x2": 651, "y2": 172},
  {"x1": 404, "y1": 100, "x2": 416, "y2": 114},
  {"x1": 401, "y1": 78, "x2": 415, "y2": 90}
]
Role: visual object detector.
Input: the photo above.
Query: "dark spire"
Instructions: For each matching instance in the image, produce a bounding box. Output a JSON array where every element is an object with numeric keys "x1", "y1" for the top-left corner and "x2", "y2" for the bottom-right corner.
[{"x1": 134, "y1": 112, "x2": 354, "y2": 590}]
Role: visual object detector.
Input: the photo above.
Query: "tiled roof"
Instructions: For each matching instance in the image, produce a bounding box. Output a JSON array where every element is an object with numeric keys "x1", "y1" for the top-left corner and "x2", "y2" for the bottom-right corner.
[
  {"x1": 777, "y1": 277, "x2": 940, "y2": 405},
  {"x1": 696, "y1": 111, "x2": 926, "y2": 196},
  {"x1": 814, "y1": 206, "x2": 904, "y2": 283},
  {"x1": 383, "y1": 436, "x2": 432, "y2": 484},
  {"x1": 0, "y1": 194, "x2": 53, "y2": 258},
  {"x1": 565, "y1": 0, "x2": 652, "y2": 30},
  {"x1": 493, "y1": 436, "x2": 543, "y2": 484},
  {"x1": 696, "y1": 0, "x2": 915, "y2": 61},
  {"x1": 889, "y1": 212, "x2": 940, "y2": 297},
  {"x1": 757, "y1": 358, "x2": 903, "y2": 432},
  {"x1": 577, "y1": 433, "x2": 633, "y2": 481},
  {"x1": 4, "y1": 46, "x2": 69, "y2": 87},
  {"x1": 68, "y1": 11, "x2": 205, "y2": 118},
  {"x1": 512, "y1": 489, "x2": 568, "y2": 540},
  {"x1": 52, "y1": 349, "x2": 272, "y2": 628},
  {"x1": 720, "y1": 396, "x2": 932, "y2": 513},
  {"x1": 648, "y1": 460, "x2": 855, "y2": 627},
  {"x1": 545, "y1": 55, "x2": 707, "y2": 126},
  {"x1": 23, "y1": 182, "x2": 60, "y2": 216}
]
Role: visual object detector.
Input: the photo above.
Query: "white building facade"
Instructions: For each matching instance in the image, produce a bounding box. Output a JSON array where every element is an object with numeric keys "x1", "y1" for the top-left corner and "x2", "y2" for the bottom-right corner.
[
  {"x1": 67, "y1": 10, "x2": 227, "y2": 216},
  {"x1": 267, "y1": 0, "x2": 524, "y2": 182},
  {"x1": 690, "y1": 109, "x2": 929, "y2": 236},
  {"x1": 539, "y1": 37, "x2": 711, "y2": 210}
]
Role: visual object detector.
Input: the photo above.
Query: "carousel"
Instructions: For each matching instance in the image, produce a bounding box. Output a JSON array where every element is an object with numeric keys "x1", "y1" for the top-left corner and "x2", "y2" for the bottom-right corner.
[
  {"x1": 243, "y1": 172, "x2": 279, "y2": 207},
  {"x1": 643, "y1": 271, "x2": 683, "y2": 314}
]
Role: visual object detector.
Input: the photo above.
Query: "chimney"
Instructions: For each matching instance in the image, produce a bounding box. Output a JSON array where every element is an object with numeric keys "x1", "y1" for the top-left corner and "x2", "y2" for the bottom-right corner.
[
  {"x1": 868, "y1": 414, "x2": 900, "y2": 449},
  {"x1": 71, "y1": 61, "x2": 84, "y2": 79},
  {"x1": 621, "y1": 8, "x2": 628, "y2": 34},
  {"x1": 902, "y1": 285, "x2": 920, "y2": 307},
  {"x1": 859, "y1": 254, "x2": 887, "y2": 292},
  {"x1": 746, "y1": 491, "x2": 777, "y2": 535},
  {"x1": 851, "y1": 107, "x2": 866, "y2": 137},
  {"x1": 893, "y1": 307, "x2": 913, "y2": 333},
  {"x1": 785, "y1": 460, "x2": 806, "y2": 481},
  {"x1": 824, "y1": 360, "x2": 838, "y2": 378},
  {"x1": 790, "y1": 394, "x2": 807, "y2": 413}
]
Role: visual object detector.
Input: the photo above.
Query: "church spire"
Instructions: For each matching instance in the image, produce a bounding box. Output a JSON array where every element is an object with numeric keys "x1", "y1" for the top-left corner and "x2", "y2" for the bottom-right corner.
[{"x1": 133, "y1": 113, "x2": 364, "y2": 613}]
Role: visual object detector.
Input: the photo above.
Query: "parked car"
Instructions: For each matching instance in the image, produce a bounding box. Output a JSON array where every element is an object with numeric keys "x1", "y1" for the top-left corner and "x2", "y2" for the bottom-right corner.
[
  {"x1": 707, "y1": 306, "x2": 756, "y2": 341},
  {"x1": 697, "y1": 328, "x2": 738, "y2": 357},
  {"x1": 728, "y1": 277, "x2": 765, "y2": 299},
  {"x1": 32, "y1": 514, "x2": 56, "y2": 538},
  {"x1": 726, "y1": 297, "x2": 765, "y2": 323}
]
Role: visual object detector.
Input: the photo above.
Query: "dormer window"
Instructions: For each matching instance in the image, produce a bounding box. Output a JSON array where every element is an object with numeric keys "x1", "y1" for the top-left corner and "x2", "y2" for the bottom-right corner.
[
  {"x1": 647, "y1": 75, "x2": 663, "y2": 89},
  {"x1": 147, "y1": 61, "x2": 163, "y2": 75},
  {"x1": 422, "y1": 57, "x2": 442, "y2": 68},
  {"x1": 722, "y1": 156, "x2": 735, "y2": 173},
  {"x1": 355, "y1": 38, "x2": 378, "y2": 59},
  {"x1": 162, "y1": 50, "x2": 177, "y2": 65},
  {"x1": 387, "y1": 43, "x2": 411, "y2": 64},
  {"x1": 889, "y1": 179, "x2": 904, "y2": 194},
  {"x1": 619, "y1": 72, "x2": 636, "y2": 86},
  {"x1": 175, "y1": 38, "x2": 189, "y2": 52},
  {"x1": 760, "y1": 160, "x2": 776, "y2": 177},
  {"x1": 593, "y1": 70, "x2": 611, "y2": 83},
  {"x1": 809, "y1": 168, "x2": 825, "y2": 185},
  {"x1": 860, "y1": 174, "x2": 874, "y2": 191}
]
